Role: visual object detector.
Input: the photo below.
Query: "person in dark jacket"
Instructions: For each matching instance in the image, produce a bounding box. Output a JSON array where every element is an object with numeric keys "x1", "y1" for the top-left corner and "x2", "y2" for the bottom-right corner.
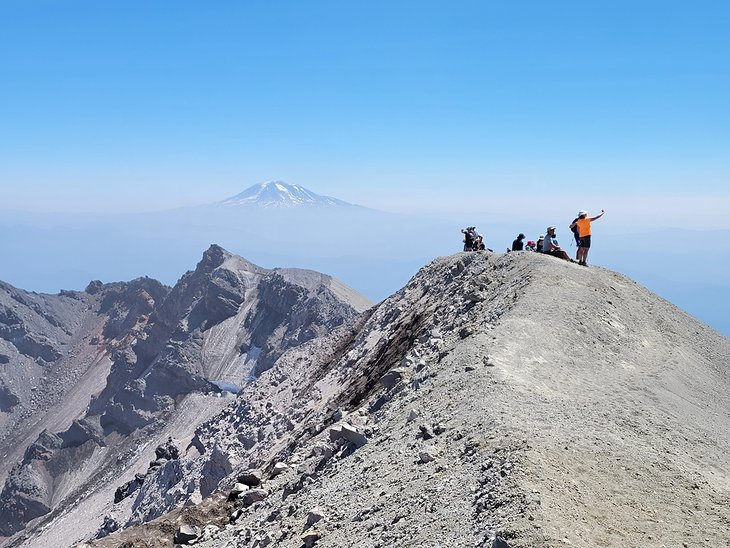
[
  {"x1": 570, "y1": 215, "x2": 581, "y2": 260},
  {"x1": 535, "y1": 234, "x2": 545, "y2": 253},
  {"x1": 511, "y1": 233, "x2": 525, "y2": 251},
  {"x1": 461, "y1": 227, "x2": 475, "y2": 251}
]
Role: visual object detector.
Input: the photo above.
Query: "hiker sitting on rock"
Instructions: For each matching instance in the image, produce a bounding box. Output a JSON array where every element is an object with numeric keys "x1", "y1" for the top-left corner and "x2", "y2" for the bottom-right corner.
[
  {"x1": 474, "y1": 234, "x2": 486, "y2": 251},
  {"x1": 525, "y1": 240, "x2": 537, "y2": 251},
  {"x1": 542, "y1": 227, "x2": 572, "y2": 261},
  {"x1": 535, "y1": 235, "x2": 545, "y2": 253},
  {"x1": 511, "y1": 233, "x2": 525, "y2": 251}
]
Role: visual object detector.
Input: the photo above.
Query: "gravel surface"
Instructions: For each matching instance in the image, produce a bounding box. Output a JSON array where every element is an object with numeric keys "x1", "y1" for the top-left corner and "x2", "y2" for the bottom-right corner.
[{"x1": 70, "y1": 251, "x2": 729, "y2": 548}]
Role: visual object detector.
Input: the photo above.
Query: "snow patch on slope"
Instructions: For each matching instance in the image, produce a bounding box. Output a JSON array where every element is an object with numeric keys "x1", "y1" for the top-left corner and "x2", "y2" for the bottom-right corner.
[{"x1": 218, "y1": 181, "x2": 355, "y2": 209}]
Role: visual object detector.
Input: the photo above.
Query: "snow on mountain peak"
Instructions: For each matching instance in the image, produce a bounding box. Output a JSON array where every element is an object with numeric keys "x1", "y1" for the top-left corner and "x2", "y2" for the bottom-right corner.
[{"x1": 219, "y1": 181, "x2": 354, "y2": 209}]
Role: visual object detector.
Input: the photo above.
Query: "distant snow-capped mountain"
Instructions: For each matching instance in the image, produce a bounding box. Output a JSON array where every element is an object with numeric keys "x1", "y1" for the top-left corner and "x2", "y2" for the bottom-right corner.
[{"x1": 219, "y1": 181, "x2": 355, "y2": 208}]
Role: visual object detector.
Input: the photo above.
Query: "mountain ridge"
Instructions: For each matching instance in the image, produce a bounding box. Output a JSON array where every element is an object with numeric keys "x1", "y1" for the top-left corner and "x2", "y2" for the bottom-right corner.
[
  {"x1": 1, "y1": 183, "x2": 726, "y2": 337},
  {"x1": 0, "y1": 245, "x2": 371, "y2": 541},
  {"x1": 2, "y1": 251, "x2": 727, "y2": 547},
  {"x1": 217, "y1": 181, "x2": 360, "y2": 209}
]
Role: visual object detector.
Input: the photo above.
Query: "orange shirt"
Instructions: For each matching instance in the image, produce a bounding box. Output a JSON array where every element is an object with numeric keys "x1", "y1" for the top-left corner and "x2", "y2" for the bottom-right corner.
[{"x1": 576, "y1": 217, "x2": 591, "y2": 237}]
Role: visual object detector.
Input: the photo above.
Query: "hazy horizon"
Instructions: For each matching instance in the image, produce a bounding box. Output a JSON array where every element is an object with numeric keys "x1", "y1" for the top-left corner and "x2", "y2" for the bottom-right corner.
[
  {"x1": 1, "y1": 188, "x2": 728, "y2": 337},
  {"x1": 2, "y1": 3, "x2": 728, "y2": 334}
]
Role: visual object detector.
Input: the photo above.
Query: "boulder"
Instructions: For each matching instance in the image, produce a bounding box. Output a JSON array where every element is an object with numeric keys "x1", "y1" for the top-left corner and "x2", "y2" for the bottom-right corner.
[
  {"x1": 228, "y1": 482, "x2": 249, "y2": 501},
  {"x1": 95, "y1": 514, "x2": 120, "y2": 539},
  {"x1": 241, "y1": 488, "x2": 268, "y2": 507},
  {"x1": 306, "y1": 507, "x2": 326, "y2": 528},
  {"x1": 155, "y1": 437, "x2": 180, "y2": 460},
  {"x1": 418, "y1": 424, "x2": 434, "y2": 440},
  {"x1": 379, "y1": 367, "x2": 407, "y2": 389},
  {"x1": 328, "y1": 423, "x2": 344, "y2": 442},
  {"x1": 114, "y1": 474, "x2": 145, "y2": 504},
  {"x1": 302, "y1": 531, "x2": 321, "y2": 547},
  {"x1": 406, "y1": 408, "x2": 420, "y2": 423},
  {"x1": 418, "y1": 448, "x2": 437, "y2": 464},
  {"x1": 237, "y1": 469, "x2": 263, "y2": 487},
  {"x1": 174, "y1": 524, "x2": 201, "y2": 544},
  {"x1": 128, "y1": 460, "x2": 184, "y2": 524},
  {"x1": 270, "y1": 462, "x2": 289, "y2": 478},
  {"x1": 200, "y1": 445, "x2": 235, "y2": 498},
  {"x1": 340, "y1": 422, "x2": 367, "y2": 448}
]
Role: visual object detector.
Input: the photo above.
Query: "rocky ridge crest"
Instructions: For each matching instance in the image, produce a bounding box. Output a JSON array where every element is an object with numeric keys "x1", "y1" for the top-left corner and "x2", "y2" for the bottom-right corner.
[{"x1": 76, "y1": 250, "x2": 730, "y2": 548}]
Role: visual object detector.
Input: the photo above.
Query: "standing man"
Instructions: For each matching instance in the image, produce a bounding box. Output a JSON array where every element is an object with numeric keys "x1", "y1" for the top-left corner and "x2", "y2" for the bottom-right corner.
[
  {"x1": 461, "y1": 227, "x2": 474, "y2": 251},
  {"x1": 570, "y1": 209, "x2": 605, "y2": 266}
]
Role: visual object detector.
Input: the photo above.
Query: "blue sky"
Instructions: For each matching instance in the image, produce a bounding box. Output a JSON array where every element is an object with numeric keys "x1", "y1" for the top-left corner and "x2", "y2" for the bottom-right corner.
[{"x1": 1, "y1": 1, "x2": 729, "y2": 225}]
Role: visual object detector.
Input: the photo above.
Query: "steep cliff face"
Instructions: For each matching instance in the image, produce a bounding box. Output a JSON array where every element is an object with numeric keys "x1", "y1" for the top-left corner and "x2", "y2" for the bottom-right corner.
[
  {"x1": 60, "y1": 251, "x2": 730, "y2": 548},
  {"x1": 0, "y1": 277, "x2": 169, "y2": 475},
  {"x1": 0, "y1": 275, "x2": 170, "y2": 537},
  {"x1": 92, "y1": 245, "x2": 369, "y2": 436},
  {"x1": 0, "y1": 246, "x2": 371, "y2": 541}
]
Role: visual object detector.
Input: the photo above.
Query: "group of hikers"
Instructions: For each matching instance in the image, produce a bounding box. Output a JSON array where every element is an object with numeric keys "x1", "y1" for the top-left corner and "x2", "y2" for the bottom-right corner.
[
  {"x1": 460, "y1": 226, "x2": 490, "y2": 252},
  {"x1": 462, "y1": 209, "x2": 605, "y2": 267}
]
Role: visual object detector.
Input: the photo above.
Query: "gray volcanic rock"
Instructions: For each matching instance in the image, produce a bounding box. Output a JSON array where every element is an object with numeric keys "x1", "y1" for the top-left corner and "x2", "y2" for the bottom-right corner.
[
  {"x1": 0, "y1": 431, "x2": 64, "y2": 535},
  {"x1": 0, "y1": 246, "x2": 371, "y2": 545},
  {"x1": 0, "y1": 463, "x2": 53, "y2": 536},
  {"x1": 0, "y1": 276, "x2": 173, "y2": 537},
  {"x1": 58, "y1": 417, "x2": 105, "y2": 449},
  {"x1": 99, "y1": 277, "x2": 168, "y2": 340},
  {"x1": 76, "y1": 251, "x2": 729, "y2": 548},
  {"x1": 92, "y1": 245, "x2": 369, "y2": 435},
  {"x1": 0, "y1": 381, "x2": 20, "y2": 412}
]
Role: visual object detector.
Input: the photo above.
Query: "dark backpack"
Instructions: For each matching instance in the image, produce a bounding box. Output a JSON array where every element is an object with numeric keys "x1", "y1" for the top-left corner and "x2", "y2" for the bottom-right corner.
[{"x1": 571, "y1": 218, "x2": 580, "y2": 245}]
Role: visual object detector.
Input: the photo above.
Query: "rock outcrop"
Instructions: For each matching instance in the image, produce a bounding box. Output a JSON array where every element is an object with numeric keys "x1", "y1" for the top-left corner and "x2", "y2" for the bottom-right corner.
[
  {"x1": 0, "y1": 246, "x2": 370, "y2": 542},
  {"x1": 0, "y1": 275, "x2": 171, "y2": 537}
]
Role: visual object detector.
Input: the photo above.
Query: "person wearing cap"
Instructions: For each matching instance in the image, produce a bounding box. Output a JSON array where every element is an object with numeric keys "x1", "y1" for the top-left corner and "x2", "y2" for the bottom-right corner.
[
  {"x1": 511, "y1": 233, "x2": 525, "y2": 251},
  {"x1": 535, "y1": 234, "x2": 545, "y2": 253},
  {"x1": 570, "y1": 209, "x2": 605, "y2": 266},
  {"x1": 542, "y1": 226, "x2": 572, "y2": 261}
]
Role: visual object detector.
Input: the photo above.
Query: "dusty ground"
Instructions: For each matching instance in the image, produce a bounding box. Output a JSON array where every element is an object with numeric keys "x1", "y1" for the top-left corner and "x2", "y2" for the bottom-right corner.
[{"x1": 29, "y1": 251, "x2": 730, "y2": 547}]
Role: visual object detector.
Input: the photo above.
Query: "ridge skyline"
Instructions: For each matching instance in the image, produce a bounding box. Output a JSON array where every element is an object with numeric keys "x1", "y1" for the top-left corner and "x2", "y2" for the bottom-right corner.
[
  {"x1": 0, "y1": 181, "x2": 727, "y2": 338},
  {"x1": 216, "y1": 180, "x2": 362, "y2": 209}
]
